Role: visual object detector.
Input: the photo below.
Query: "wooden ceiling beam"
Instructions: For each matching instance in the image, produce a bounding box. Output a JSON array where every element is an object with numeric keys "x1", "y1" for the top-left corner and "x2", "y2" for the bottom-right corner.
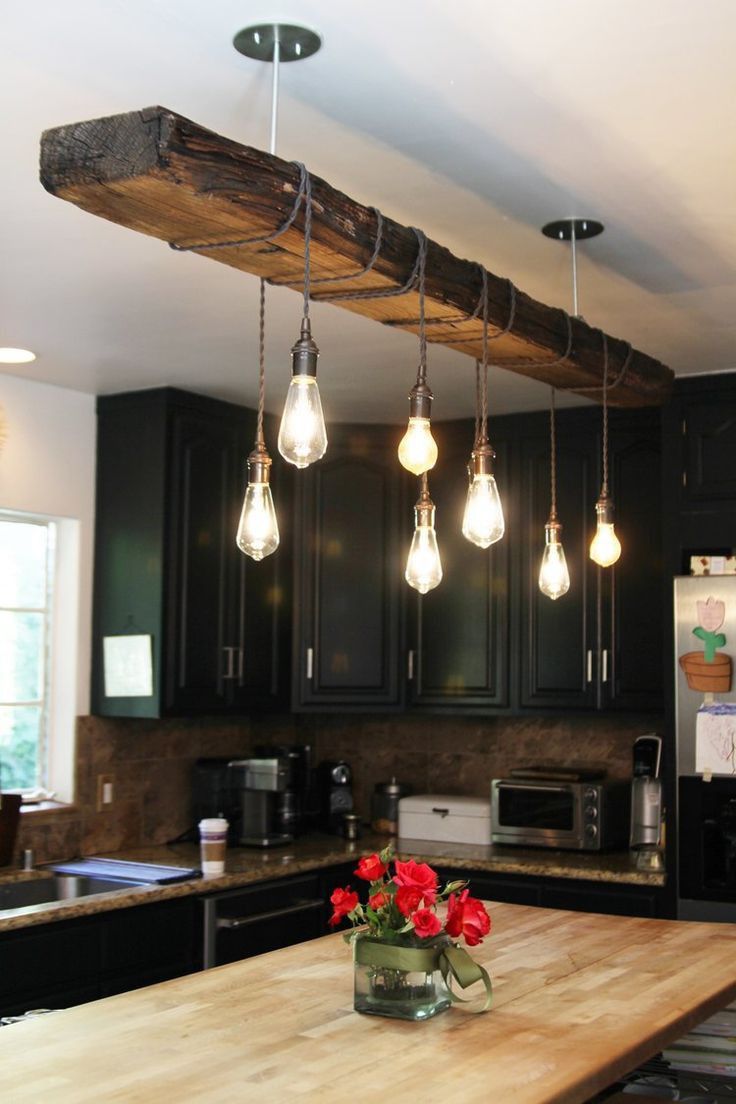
[{"x1": 40, "y1": 106, "x2": 673, "y2": 407}]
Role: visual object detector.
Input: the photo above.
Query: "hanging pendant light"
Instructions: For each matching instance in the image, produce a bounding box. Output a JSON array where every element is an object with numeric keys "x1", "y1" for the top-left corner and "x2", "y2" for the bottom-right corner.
[
  {"x1": 398, "y1": 232, "x2": 438, "y2": 476},
  {"x1": 538, "y1": 387, "x2": 570, "y2": 599},
  {"x1": 233, "y1": 22, "x2": 327, "y2": 472},
  {"x1": 462, "y1": 271, "x2": 504, "y2": 547},
  {"x1": 589, "y1": 334, "x2": 621, "y2": 567},
  {"x1": 277, "y1": 172, "x2": 328, "y2": 468},
  {"x1": 405, "y1": 472, "x2": 443, "y2": 594},
  {"x1": 237, "y1": 279, "x2": 280, "y2": 560}
]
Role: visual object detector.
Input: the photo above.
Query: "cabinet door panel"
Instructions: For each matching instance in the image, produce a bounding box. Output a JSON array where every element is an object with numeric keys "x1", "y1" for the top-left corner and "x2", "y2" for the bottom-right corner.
[
  {"x1": 410, "y1": 423, "x2": 509, "y2": 707},
  {"x1": 520, "y1": 433, "x2": 597, "y2": 709},
  {"x1": 166, "y1": 412, "x2": 235, "y2": 711},
  {"x1": 607, "y1": 430, "x2": 663, "y2": 708},
  {"x1": 685, "y1": 402, "x2": 736, "y2": 500},
  {"x1": 295, "y1": 426, "x2": 402, "y2": 707}
]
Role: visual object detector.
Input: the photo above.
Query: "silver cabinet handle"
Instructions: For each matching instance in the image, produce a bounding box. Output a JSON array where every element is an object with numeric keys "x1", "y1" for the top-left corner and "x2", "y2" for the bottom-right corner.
[
  {"x1": 216, "y1": 898, "x2": 323, "y2": 930},
  {"x1": 306, "y1": 647, "x2": 314, "y2": 680},
  {"x1": 602, "y1": 648, "x2": 609, "y2": 684},
  {"x1": 237, "y1": 647, "x2": 244, "y2": 684},
  {"x1": 407, "y1": 649, "x2": 415, "y2": 681},
  {"x1": 586, "y1": 650, "x2": 593, "y2": 684},
  {"x1": 222, "y1": 646, "x2": 235, "y2": 680}
]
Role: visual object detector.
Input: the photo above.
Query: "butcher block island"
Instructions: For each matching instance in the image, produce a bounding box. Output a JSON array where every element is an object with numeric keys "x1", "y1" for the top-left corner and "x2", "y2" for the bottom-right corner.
[{"x1": 3, "y1": 902, "x2": 736, "y2": 1104}]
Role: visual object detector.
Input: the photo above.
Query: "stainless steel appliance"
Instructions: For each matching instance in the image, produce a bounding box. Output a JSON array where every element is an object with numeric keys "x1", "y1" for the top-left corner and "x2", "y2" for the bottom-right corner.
[
  {"x1": 674, "y1": 575, "x2": 736, "y2": 920},
  {"x1": 491, "y1": 768, "x2": 629, "y2": 851},
  {"x1": 228, "y1": 757, "x2": 293, "y2": 848},
  {"x1": 629, "y1": 734, "x2": 663, "y2": 851},
  {"x1": 317, "y1": 760, "x2": 353, "y2": 833}
]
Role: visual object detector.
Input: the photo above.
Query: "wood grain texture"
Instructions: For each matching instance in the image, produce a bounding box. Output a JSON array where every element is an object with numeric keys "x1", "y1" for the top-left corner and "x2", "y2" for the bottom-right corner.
[
  {"x1": 39, "y1": 106, "x2": 673, "y2": 408},
  {"x1": 2, "y1": 901, "x2": 734, "y2": 1103}
]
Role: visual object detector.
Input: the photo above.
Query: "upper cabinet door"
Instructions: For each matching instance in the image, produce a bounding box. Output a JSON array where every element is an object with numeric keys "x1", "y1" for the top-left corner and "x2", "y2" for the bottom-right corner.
[
  {"x1": 165, "y1": 408, "x2": 239, "y2": 713},
  {"x1": 683, "y1": 401, "x2": 736, "y2": 502},
  {"x1": 518, "y1": 426, "x2": 598, "y2": 710},
  {"x1": 407, "y1": 421, "x2": 510, "y2": 708},
  {"x1": 603, "y1": 416, "x2": 663, "y2": 710},
  {"x1": 293, "y1": 425, "x2": 403, "y2": 709}
]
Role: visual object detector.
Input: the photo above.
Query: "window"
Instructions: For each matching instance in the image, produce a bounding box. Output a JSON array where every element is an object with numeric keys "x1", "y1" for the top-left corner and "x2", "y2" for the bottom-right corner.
[{"x1": 0, "y1": 513, "x2": 56, "y2": 791}]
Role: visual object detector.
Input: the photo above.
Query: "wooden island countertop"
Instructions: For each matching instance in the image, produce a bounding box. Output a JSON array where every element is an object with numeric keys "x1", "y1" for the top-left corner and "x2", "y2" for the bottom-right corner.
[{"x1": 2, "y1": 901, "x2": 735, "y2": 1104}]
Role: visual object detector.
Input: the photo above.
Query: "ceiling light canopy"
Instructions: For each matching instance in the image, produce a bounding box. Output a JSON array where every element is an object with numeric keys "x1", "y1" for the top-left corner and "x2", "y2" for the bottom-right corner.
[{"x1": 0, "y1": 348, "x2": 36, "y2": 364}]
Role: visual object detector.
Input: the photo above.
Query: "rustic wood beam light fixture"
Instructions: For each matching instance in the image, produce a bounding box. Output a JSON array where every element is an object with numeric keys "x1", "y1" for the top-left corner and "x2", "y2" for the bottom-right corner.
[{"x1": 39, "y1": 108, "x2": 673, "y2": 407}]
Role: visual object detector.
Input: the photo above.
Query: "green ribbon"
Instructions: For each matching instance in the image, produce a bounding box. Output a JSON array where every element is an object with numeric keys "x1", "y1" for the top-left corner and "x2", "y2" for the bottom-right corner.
[{"x1": 353, "y1": 938, "x2": 492, "y2": 1013}]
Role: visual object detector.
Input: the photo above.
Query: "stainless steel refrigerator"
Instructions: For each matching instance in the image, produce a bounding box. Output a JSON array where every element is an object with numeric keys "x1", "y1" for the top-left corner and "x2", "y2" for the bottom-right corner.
[{"x1": 674, "y1": 575, "x2": 736, "y2": 920}]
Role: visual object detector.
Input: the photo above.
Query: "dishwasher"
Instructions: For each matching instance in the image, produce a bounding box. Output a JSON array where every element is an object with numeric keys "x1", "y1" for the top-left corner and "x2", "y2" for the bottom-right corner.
[{"x1": 202, "y1": 872, "x2": 326, "y2": 968}]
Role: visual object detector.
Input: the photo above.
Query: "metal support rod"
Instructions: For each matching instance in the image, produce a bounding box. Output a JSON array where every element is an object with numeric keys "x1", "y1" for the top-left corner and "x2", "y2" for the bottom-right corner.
[{"x1": 269, "y1": 32, "x2": 280, "y2": 156}]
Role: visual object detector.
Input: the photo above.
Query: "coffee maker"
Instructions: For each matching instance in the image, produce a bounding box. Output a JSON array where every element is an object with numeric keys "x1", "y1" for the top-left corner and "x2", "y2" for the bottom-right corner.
[
  {"x1": 254, "y1": 744, "x2": 314, "y2": 837},
  {"x1": 228, "y1": 757, "x2": 294, "y2": 848},
  {"x1": 318, "y1": 760, "x2": 353, "y2": 833},
  {"x1": 629, "y1": 734, "x2": 663, "y2": 852}
]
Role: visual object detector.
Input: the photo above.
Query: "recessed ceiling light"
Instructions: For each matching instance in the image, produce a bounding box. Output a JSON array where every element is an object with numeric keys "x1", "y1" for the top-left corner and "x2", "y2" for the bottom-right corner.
[{"x1": 0, "y1": 348, "x2": 36, "y2": 364}]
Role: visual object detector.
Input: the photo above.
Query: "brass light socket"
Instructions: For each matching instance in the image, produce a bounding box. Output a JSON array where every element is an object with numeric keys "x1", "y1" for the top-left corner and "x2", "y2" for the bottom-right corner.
[
  {"x1": 470, "y1": 439, "x2": 496, "y2": 478},
  {"x1": 247, "y1": 442, "x2": 272, "y2": 484},
  {"x1": 291, "y1": 317, "x2": 319, "y2": 377},
  {"x1": 594, "y1": 493, "x2": 615, "y2": 525},
  {"x1": 408, "y1": 378, "x2": 433, "y2": 420},
  {"x1": 414, "y1": 480, "x2": 436, "y2": 527},
  {"x1": 544, "y1": 518, "x2": 563, "y2": 544}
]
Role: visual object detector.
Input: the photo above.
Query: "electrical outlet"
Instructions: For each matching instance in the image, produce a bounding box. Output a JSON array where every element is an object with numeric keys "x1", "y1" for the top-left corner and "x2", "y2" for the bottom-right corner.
[{"x1": 96, "y1": 774, "x2": 115, "y2": 812}]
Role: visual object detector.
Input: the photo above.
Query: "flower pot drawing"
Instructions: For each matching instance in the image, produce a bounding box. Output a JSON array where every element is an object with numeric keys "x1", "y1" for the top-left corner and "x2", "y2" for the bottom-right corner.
[
  {"x1": 679, "y1": 650, "x2": 732, "y2": 693},
  {"x1": 679, "y1": 596, "x2": 733, "y2": 694}
]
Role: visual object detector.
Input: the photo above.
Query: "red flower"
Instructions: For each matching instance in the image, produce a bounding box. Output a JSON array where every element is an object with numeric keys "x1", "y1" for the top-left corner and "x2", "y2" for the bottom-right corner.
[
  {"x1": 329, "y1": 886, "x2": 359, "y2": 928},
  {"x1": 354, "y1": 854, "x2": 388, "y2": 882},
  {"x1": 395, "y1": 884, "x2": 423, "y2": 917},
  {"x1": 445, "y1": 890, "x2": 491, "y2": 947},
  {"x1": 412, "y1": 908, "x2": 441, "y2": 939},
  {"x1": 369, "y1": 890, "x2": 388, "y2": 910},
  {"x1": 393, "y1": 858, "x2": 438, "y2": 905}
]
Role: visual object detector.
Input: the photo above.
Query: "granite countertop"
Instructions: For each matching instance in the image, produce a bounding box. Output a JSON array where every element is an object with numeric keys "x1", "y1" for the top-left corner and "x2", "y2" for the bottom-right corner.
[{"x1": 0, "y1": 833, "x2": 665, "y2": 934}]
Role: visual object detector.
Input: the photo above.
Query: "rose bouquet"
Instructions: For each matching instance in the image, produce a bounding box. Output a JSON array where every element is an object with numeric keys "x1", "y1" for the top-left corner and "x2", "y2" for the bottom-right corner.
[{"x1": 328, "y1": 844, "x2": 492, "y2": 1020}]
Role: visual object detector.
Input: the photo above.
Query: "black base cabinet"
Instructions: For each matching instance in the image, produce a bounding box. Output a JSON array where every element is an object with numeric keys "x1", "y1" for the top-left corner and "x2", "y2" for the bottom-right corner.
[{"x1": 0, "y1": 897, "x2": 200, "y2": 1019}]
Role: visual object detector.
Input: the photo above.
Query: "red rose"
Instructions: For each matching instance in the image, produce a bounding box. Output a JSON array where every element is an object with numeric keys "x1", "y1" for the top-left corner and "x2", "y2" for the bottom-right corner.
[
  {"x1": 393, "y1": 858, "x2": 438, "y2": 905},
  {"x1": 369, "y1": 890, "x2": 388, "y2": 910},
  {"x1": 395, "y1": 884, "x2": 423, "y2": 917},
  {"x1": 412, "y1": 907, "x2": 441, "y2": 939},
  {"x1": 329, "y1": 885, "x2": 359, "y2": 928},
  {"x1": 445, "y1": 890, "x2": 491, "y2": 947},
  {"x1": 354, "y1": 854, "x2": 388, "y2": 882}
]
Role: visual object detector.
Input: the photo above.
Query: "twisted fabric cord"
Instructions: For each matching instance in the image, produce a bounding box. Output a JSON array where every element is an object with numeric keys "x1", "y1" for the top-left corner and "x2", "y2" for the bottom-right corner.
[
  {"x1": 256, "y1": 278, "x2": 266, "y2": 447},
  {"x1": 302, "y1": 171, "x2": 312, "y2": 319},
  {"x1": 415, "y1": 230, "x2": 428, "y2": 384},
  {"x1": 601, "y1": 334, "x2": 610, "y2": 495},
  {"x1": 474, "y1": 360, "x2": 481, "y2": 448},
  {"x1": 549, "y1": 386, "x2": 557, "y2": 518},
  {"x1": 479, "y1": 267, "x2": 489, "y2": 441}
]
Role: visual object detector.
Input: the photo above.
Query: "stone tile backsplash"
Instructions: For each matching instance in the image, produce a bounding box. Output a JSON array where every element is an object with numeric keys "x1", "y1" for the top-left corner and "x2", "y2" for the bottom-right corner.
[{"x1": 13, "y1": 710, "x2": 662, "y2": 866}]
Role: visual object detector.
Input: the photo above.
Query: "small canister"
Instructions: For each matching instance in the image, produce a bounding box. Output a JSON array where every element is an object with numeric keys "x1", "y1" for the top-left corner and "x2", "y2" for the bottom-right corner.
[{"x1": 371, "y1": 778, "x2": 411, "y2": 836}]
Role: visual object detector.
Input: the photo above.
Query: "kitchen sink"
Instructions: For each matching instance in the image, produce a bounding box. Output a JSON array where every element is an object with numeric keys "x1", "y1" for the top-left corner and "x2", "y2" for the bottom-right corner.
[
  {"x1": 0, "y1": 857, "x2": 199, "y2": 917},
  {"x1": 0, "y1": 873, "x2": 150, "y2": 913}
]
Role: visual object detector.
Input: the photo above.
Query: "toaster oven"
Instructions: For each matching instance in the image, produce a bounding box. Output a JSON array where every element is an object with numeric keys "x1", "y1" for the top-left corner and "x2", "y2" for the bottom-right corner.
[{"x1": 491, "y1": 775, "x2": 630, "y2": 851}]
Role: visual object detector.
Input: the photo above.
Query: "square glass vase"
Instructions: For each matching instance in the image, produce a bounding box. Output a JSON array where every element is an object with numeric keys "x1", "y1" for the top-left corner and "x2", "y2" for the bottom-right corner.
[{"x1": 353, "y1": 934, "x2": 452, "y2": 1021}]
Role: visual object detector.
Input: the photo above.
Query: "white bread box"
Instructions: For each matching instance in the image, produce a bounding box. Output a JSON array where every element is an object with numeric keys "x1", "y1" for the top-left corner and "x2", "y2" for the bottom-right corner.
[{"x1": 398, "y1": 794, "x2": 491, "y2": 846}]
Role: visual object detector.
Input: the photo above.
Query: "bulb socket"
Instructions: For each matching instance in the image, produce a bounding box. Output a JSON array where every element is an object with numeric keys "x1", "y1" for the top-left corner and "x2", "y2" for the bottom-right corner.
[
  {"x1": 544, "y1": 518, "x2": 563, "y2": 545},
  {"x1": 408, "y1": 379, "x2": 433, "y2": 420},
  {"x1": 471, "y1": 439, "x2": 496, "y2": 477},
  {"x1": 291, "y1": 317, "x2": 320, "y2": 377},
  {"x1": 594, "y1": 493, "x2": 615, "y2": 525},
  {"x1": 414, "y1": 481, "x2": 436, "y2": 527},
  {"x1": 247, "y1": 442, "x2": 272, "y2": 485}
]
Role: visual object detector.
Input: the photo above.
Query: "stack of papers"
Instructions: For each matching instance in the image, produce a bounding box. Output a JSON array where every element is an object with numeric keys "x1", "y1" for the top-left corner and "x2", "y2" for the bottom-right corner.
[{"x1": 663, "y1": 1002, "x2": 736, "y2": 1075}]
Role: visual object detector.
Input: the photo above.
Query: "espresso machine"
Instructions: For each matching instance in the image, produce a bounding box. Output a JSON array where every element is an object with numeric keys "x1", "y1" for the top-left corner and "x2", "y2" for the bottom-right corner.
[
  {"x1": 228, "y1": 757, "x2": 294, "y2": 848},
  {"x1": 629, "y1": 734, "x2": 663, "y2": 856}
]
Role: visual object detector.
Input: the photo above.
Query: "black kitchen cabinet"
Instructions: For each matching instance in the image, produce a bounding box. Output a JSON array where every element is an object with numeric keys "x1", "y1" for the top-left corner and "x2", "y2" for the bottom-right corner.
[
  {"x1": 293, "y1": 423, "x2": 404, "y2": 709},
  {"x1": 0, "y1": 896, "x2": 199, "y2": 1018},
  {"x1": 517, "y1": 407, "x2": 663, "y2": 712},
  {"x1": 407, "y1": 420, "x2": 510, "y2": 708},
  {"x1": 92, "y1": 388, "x2": 291, "y2": 717}
]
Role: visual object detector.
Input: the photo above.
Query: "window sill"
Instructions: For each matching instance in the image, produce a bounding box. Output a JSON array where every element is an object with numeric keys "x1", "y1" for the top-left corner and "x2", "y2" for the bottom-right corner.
[{"x1": 20, "y1": 801, "x2": 78, "y2": 818}]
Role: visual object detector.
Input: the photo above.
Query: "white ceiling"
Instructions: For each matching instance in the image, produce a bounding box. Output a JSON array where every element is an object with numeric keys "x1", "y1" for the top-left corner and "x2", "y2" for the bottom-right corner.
[{"x1": 2, "y1": 0, "x2": 735, "y2": 422}]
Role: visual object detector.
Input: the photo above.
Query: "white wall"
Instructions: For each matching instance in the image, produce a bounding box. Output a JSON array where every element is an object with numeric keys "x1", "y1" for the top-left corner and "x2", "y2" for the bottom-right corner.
[{"x1": 0, "y1": 373, "x2": 96, "y2": 742}]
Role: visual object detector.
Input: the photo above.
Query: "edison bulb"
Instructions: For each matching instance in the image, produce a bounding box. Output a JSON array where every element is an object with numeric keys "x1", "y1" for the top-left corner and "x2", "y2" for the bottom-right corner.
[
  {"x1": 590, "y1": 521, "x2": 621, "y2": 567},
  {"x1": 236, "y1": 482, "x2": 280, "y2": 561},
  {"x1": 538, "y1": 527, "x2": 570, "y2": 600},
  {"x1": 462, "y1": 474, "x2": 505, "y2": 548},
  {"x1": 405, "y1": 524, "x2": 443, "y2": 594},
  {"x1": 398, "y1": 417, "x2": 438, "y2": 476},
  {"x1": 277, "y1": 376, "x2": 327, "y2": 469}
]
